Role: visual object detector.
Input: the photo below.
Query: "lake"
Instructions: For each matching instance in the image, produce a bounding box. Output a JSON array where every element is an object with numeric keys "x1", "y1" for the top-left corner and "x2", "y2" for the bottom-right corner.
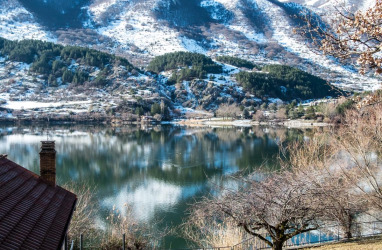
[{"x1": 0, "y1": 124, "x2": 308, "y2": 248}]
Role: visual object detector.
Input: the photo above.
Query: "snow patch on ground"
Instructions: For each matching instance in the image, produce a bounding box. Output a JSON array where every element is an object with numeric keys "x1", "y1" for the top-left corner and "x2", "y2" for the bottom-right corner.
[
  {"x1": 229, "y1": 24, "x2": 267, "y2": 44},
  {"x1": 2, "y1": 100, "x2": 92, "y2": 110},
  {"x1": 89, "y1": 0, "x2": 119, "y2": 17},
  {"x1": 256, "y1": 0, "x2": 380, "y2": 91},
  {"x1": 180, "y1": 37, "x2": 207, "y2": 54},
  {"x1": 0, "y1": 7, "x2": 56, "y2": 42},
  {"x1": 215, "y1": 0, "x2": 240, "y2": 10},
  {"x1": 278, "y1": 0, "x2": 375, "y2": 11},
  {"x1": 92, "y1": 1, "x2": 186, "y2": 56}
]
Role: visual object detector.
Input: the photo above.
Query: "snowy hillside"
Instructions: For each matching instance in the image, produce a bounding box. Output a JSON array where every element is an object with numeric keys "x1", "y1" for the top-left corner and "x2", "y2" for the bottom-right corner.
[
  {"x1": 0, "y1": 0, "x2": 56, "y2": 42},
  {"x1": 278, "y1": 0, "x2": 375, "y2": 11},
  {"x1": 0, "y1": 0, "x2": 380, "y2": 91}
]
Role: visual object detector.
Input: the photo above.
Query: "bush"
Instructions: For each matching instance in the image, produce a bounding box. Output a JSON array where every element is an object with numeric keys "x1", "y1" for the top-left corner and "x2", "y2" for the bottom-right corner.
[{"x1": 336, "y1": 99, "x2": 355, "y2": 115}]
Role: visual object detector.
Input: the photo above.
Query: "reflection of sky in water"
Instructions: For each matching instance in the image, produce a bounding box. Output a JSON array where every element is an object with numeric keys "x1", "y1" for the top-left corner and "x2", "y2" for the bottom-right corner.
[
  {"x1": 0, "y1": 125, "x2": 295, "y2": 248},
  {"x1": 102, "y1": 179, "x2": 201, "y2": 222}
]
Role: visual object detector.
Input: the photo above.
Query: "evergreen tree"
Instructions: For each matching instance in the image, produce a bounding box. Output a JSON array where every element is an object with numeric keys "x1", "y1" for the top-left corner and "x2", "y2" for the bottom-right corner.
[
  {"x1": 242, "y1": 109, "x2": 250, "y2": 119},
  {"x1": 135, "y1": 107, "x2": 144, "y2": 116},
  {"x1": 160, "y1": 100, "x2": 170, "y2": 120},
  {"x1": 260, "y1": 103, "x2": 268, "y2": 110},
  {"x1": 151, "y1": 103, "x2": 161, "y2": 116},
  {"x1": 62, "y1": 70, "x2": 74, "y2": 83},
  {"x1": 305, "y1": 106, "x2": 316, "y2": 119},
  {"x1": 297, "y1": 105, "x2": 305, "y2": 117},
  {"x1": 215, "y1": 56, "x2": 257, "y2": 69},
  {"x1": 269, "y1": 103, "x2": 277, "y2": 111},
  {"x1": 288, "y1": 109, "x2": 299, "y2": 119}
]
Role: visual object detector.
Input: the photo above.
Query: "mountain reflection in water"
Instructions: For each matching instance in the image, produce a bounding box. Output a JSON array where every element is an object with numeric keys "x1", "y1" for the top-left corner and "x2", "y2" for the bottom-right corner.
[{"x1": 0, "y1": 125, "x2": 311, "y2": 248}]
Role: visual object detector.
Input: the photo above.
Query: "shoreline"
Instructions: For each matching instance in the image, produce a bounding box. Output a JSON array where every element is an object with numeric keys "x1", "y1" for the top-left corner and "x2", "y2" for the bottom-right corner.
[
  {"x1": 171, "y1": 118, "x2": 330, "y2": 128},
  {"x1": 0, "y1": 117, "x2": 330, "y2": 128}
]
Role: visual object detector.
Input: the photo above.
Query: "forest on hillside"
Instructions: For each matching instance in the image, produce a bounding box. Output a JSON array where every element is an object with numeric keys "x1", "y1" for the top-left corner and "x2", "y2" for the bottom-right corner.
[
  {"x1": 0, "y1": 38, "x2": 134, "y2": 87},
  {"x1": 236, "y1": 64, "x2": 341, "y2": 100}
]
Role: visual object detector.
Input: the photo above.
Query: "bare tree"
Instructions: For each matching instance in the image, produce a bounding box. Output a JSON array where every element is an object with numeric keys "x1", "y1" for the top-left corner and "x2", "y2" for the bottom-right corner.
[
  {"x1": 275, "y1": 108, "x2": 287, "y2": 121},
  {"x1": 332, "y1": 103, "x2": 382, "y2": 212},
  {"x1": 286, "y1": 99, "x2": 382, "y2": 234},
  {"x1": 322, "y1": 180, "x2": 366, "y2": 239},
  {"x1": 285, "y1": 137, "x2": 367, "y2": 239},
  {"x1": 253, "y1": 110, "x2": 265, "y2": 122},
  {"x1": 306, "y1": 1, "x2": 382, "y2": 74},
  {"x1": 216, "y1": 104, "x2": 241, "y2": 120},
  {"x1": 187, "y1": 170, "x2": 324, "y2": 250}
]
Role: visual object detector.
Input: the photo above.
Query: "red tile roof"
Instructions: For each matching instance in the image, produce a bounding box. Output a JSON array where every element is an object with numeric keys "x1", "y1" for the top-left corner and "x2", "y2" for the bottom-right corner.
[{"x1": 0, "y1": 155, "x2": 77, "y2": 250}]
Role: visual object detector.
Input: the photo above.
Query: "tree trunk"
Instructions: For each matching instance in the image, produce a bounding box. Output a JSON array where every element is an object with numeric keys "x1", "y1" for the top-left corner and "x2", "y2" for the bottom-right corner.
[
  {"x1": 272, "y1": 241, "x2": 284, "y2": 250},
  {"x1": 344, "y1": 214, "x2": 353, "y2": 239},
  {"x1": 344, "y1": 230, "x2": 352, "y2": 239}
]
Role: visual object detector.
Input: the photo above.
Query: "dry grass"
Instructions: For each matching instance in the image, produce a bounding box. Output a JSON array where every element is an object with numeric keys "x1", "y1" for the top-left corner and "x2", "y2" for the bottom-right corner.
[
  {"x1": 101, "y1": 204, "x2": 150, "y2": 249},
  {"x1": 303, "y1": 236, "x2": 382, "y2": 250},
  {"x1": 64, "y1": 183, "x2": 165, "y2": 249},
  {"x1": 182, "y1": 215, "x2": 249, "y2": 248}
]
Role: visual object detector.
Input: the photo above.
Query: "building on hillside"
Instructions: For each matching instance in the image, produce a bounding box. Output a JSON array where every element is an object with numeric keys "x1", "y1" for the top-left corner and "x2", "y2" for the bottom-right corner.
[{"x1": 0, "y1": 141, "x2": 77, "y2": 250}]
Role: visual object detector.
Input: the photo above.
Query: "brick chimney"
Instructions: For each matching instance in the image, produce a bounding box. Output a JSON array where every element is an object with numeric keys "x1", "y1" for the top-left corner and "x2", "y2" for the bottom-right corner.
[{"x1": 40, "y1": 141, "x2": 56, "y2": 186}]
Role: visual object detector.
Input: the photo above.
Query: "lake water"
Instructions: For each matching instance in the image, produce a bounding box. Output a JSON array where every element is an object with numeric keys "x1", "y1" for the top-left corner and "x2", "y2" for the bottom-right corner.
[{"x1": 0, "y1": 125, "x2": 308, "y2": 248}]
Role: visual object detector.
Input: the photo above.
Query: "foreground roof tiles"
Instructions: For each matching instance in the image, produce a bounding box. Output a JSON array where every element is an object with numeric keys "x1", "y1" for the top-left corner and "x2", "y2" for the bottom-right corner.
[{"x1": 0, "y1": 156, "x2": 77, "y2": 250}]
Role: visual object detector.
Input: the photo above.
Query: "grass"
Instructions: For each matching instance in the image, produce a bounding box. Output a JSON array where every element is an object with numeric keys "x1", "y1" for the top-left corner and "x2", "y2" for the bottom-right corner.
[{"x1": 303, "y1": 236, "x2": 382, "y2": 250}]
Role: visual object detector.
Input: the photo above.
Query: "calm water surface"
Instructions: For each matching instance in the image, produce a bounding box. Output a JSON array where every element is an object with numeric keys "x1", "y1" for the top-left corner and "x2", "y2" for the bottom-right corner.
[{"x1": 0, "y1": 125, "x2": 308, "y2": 248}]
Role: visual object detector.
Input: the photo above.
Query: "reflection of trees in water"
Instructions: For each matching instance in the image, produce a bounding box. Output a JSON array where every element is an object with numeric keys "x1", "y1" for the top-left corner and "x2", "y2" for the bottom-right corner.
[
  {"x1": 0, "y1": 125, "x2": 310, "y2": 189},
  {"x1": 0, "y1": 124, "x2": 315, "y2": 248},
  {"x1": 0, "y1": 125, "x2": 317, "y2": 199}
]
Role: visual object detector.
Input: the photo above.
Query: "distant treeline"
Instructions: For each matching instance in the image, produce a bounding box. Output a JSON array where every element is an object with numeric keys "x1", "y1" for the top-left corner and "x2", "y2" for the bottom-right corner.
[
  {"x1": 236, "y1": 64, "x2": 341, "y2": 100},
  {"x1": 147, "y1": 51, "x2": 223, "y2": 83},
  {"x1": 215, "y1": 55, "x2": 258, "y2": 70},
  {"x1": 0, "y1": 38, "x2": 134, "y2": 86},
  {"x1": 147, "y1": 52, "x2": 340, "y2": 100}
]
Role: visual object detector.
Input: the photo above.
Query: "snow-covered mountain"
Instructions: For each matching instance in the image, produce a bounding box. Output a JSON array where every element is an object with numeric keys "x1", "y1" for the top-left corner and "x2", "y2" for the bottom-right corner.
[
  {"x1": 279, "y1": 0, "x2": 375, "y2": 10},
  {"x1": 0, "y1": 0, "x2": 379, "y2": 90}
]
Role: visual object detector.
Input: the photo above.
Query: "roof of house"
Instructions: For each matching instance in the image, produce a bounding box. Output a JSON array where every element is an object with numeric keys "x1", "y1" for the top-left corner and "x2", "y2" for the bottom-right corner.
[{"x1": 0, "y1": 155, "x2": 77, "y2": 250}]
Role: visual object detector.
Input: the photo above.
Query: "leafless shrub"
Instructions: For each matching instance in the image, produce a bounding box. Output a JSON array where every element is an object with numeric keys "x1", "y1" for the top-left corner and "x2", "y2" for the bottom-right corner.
[
  {"x1": 275, "y1": 108, "x2": 287, "y2": 121},
  {"x1": 253, "y1": 110, "x2": 265, "y2": 121},
  {"x1": 64, "y1": 183, "x2": 166, "y2": 249},
  {"x1": 216, "y1": 104, "x2": 241, "y2": 119},
  {"x1": 101, "y1": 205, "x2": 149, "y2": 250},
  {"x1": 63, "y1": 183, "x2": 100, "y2": 246}
]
